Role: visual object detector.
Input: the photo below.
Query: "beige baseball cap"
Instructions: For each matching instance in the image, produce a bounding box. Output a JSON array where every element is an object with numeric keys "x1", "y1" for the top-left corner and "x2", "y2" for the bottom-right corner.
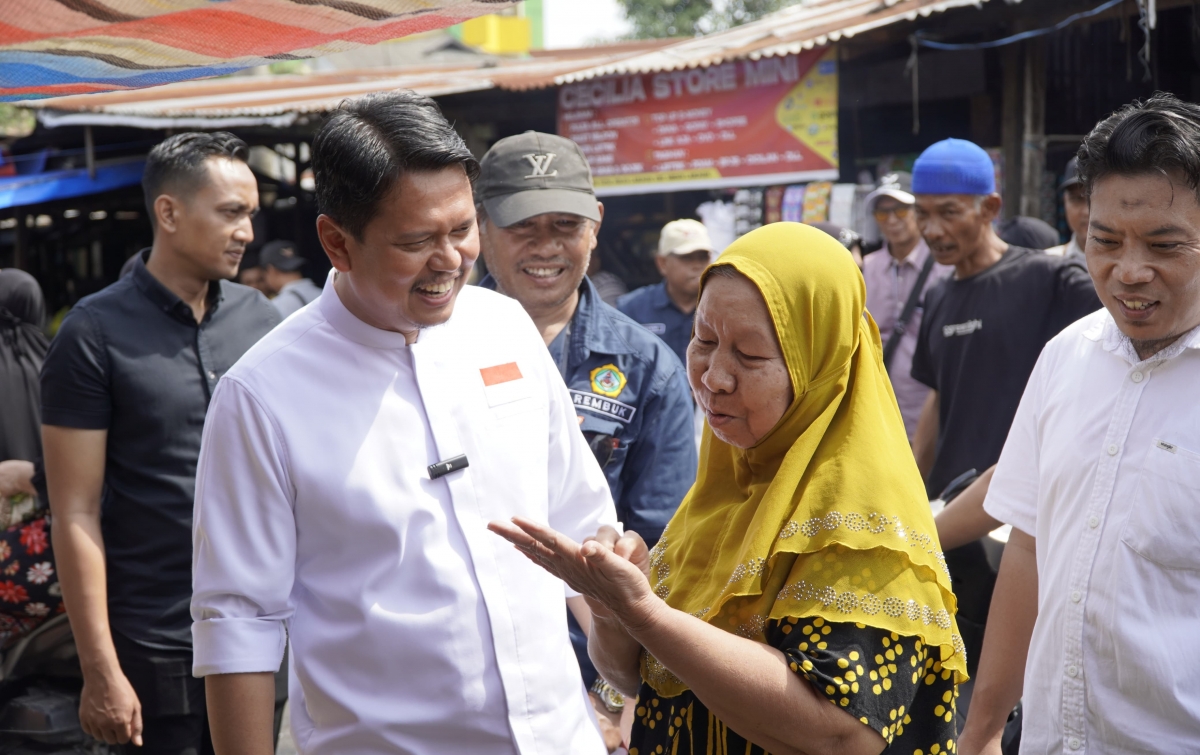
[{"x1": 658, "y1": 219, "x2": 714, "y2": 257}]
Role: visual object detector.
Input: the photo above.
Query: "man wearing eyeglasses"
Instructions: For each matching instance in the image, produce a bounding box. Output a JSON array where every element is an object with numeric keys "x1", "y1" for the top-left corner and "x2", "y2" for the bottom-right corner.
[{"x1": 862, "y1": 171, "x2": 953, "y2": 441}]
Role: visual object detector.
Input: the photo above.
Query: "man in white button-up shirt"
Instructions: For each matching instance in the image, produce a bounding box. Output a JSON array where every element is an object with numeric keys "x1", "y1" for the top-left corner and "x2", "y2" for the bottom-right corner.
[
  {"x1": 192, "y1": 92, "x2": 614, "y2": 755},
  {"x1": 959, "y1": 94, "x2": 1200, "y2": 754}
]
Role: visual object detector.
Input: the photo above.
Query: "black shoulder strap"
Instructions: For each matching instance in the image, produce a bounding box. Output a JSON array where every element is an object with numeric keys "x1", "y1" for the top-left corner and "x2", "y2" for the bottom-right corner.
[{"x1": 883, "y1": 253, "x2": 936, "y2": 370}]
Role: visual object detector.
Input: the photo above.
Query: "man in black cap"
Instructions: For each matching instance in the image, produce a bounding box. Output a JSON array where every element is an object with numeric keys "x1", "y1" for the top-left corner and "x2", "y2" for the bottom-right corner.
[
  {"x1": 1047, "y1": 157, "x2": 1089, "y2": 261},
  {"x1": 475, "y1": 131, "x2": 696, "y2": 748},
  {"x1": 997, "y1": 215, "x2": 1061, "y2": 251},
  {"x1": 261, "y1": 239, "x2": 322, "y2": 317},
  {"x1": 236, "y1": 251, "x2": 272, "y2": 297}
]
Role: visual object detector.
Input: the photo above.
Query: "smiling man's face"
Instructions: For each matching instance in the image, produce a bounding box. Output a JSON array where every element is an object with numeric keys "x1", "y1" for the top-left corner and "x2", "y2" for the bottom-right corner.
[
  {"x1": 1087, "y1": 171, "x2": 1200, "y2": 359},
  {"x1": 480, "y1": 208, "x2": 603, "y2": 317},
  {"x1": 317, "y1": 166, "x2": 479, "y2": 340}
]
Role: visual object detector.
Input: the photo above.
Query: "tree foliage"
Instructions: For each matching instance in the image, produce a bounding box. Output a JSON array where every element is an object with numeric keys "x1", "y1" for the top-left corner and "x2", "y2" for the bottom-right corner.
[
  {"x1": 617, "y1": 0, "x2": 790, "y2": 39},
  {"x1": 0, "y1": 105, "x2": 35, "y2": 138}
]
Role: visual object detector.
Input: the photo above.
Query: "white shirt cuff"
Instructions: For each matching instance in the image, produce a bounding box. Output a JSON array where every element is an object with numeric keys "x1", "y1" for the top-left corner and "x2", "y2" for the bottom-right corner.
[{"x1": 192, "y1": 617, "x2": 286, "y2": 677}]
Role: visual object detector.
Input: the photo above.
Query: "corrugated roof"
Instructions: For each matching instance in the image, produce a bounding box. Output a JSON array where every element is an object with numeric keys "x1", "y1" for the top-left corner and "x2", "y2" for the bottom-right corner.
[
  {"x1": 19, "y1": 0, "x2": 1003, "y2": 125},
  {"x1": 556, "y1": 0, "x2": 992, "y2": 83},
  {"x1": 0, "y1": 0, "x2": 517, "y2": 101},
  {"x1": 22, "y1": 40, "x2": 675, "y2": 127}
]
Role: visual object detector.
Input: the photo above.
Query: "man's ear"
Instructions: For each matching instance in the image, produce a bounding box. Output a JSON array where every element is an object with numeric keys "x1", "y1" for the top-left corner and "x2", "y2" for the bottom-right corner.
[
  {"x1": 154, "y1": 194, "x2": 181, "y2": 234},
  {"x1": 654, "y1": 255, "x2": 668, "y2": 276},
  {"x1": 476, "y1": 215, "x2": 497, "y2": 265},
  {"x1": 589, "y1": 201, "x2": 605, "y2": 251},
  {"x1": 979, "y1": 193, "x2": 1003, "y2": 224},
  {"x1": 317, "y1": 214, "x2": 354, "y2": 273}
]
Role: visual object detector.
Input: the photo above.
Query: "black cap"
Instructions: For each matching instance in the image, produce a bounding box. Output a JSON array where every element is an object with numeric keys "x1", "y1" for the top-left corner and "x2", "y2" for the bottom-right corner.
[
  {"x1": 998, "y1": 216, "x2": 1060, "y2": 250},
  {"x1": 477, "y1": 131, "x2": 600, "y2": 228},
  {"x1": 1059, "y1": 157, "x2": 1082, "y2": 191},
  {"x1": 865, "y1": 171, "x2": 915, "y2": 211},
  {"x1": 260, "y1": 240, "x2": 305, "y2": 272}
]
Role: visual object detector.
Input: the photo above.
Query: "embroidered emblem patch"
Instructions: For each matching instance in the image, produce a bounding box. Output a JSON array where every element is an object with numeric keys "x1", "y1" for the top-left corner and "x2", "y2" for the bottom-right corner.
[{"x1": 590, "y1": 364, "x2": 627, "y2": 398}]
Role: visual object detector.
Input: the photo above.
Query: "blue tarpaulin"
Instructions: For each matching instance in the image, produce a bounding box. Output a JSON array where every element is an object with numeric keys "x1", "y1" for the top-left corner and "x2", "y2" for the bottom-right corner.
[{"x1": 0, "y1": 159, "x2": 144, "y2": 210}]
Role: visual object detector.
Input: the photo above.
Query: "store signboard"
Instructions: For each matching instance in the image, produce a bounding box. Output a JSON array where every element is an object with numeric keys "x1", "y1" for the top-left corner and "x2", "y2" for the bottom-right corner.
[{"x1": 557, "y1": 48, "x2": 838, "y2": 196}]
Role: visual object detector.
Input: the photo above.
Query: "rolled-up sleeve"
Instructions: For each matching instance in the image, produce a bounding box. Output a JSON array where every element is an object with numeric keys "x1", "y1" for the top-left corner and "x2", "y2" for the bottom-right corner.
[{"x1": 191, "y1": 377, "x2": 294, "y2": 677}]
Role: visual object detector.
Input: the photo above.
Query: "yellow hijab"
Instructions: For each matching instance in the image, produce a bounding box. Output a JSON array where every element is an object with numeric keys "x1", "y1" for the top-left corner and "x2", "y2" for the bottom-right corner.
[{"x1": 642, "y1": 223, "x2": 967, "y2": 697}]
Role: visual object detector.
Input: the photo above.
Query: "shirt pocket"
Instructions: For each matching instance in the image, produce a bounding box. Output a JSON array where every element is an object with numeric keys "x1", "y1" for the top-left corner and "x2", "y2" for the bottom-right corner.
[{"x1": 1120, "y1": 439, "x2": 1200, "y2": 571}]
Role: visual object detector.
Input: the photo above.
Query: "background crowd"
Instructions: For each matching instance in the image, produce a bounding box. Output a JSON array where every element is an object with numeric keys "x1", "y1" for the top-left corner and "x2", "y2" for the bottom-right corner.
[{"x1": 0, "y1": 87, "x2": 1197, "y2": 755}]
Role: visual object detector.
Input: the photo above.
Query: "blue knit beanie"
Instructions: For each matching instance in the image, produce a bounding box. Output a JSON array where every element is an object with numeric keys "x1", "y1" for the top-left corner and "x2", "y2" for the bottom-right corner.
[{"x1": 912, "y1": 138, "x2": 996, "y2": 195}]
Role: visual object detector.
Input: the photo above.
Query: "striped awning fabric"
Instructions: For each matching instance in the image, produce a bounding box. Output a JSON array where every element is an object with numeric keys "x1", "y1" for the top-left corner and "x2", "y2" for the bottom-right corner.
[{"x1": 0, "y1": 1, "x2": 513, "y2": 102}]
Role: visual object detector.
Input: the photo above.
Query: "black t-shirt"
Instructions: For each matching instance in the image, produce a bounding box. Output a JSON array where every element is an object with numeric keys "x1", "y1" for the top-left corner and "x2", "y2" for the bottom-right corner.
[
  {"x1": 40, "y1": 251, "x2": 279, "y2": 649},
  {"x1": 912, "y1": 246, "x2": 1100, "y2": 498}
]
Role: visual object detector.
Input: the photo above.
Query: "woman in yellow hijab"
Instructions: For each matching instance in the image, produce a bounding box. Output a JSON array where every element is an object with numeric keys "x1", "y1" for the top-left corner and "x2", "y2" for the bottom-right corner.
[{"x1": 491, "y1": 222, "x2": 966, "y2": 755}]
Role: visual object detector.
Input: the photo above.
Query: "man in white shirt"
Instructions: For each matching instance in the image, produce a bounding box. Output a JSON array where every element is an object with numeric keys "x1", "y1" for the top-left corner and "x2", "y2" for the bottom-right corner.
[
  {"x1": 958, "y1": 93, "x2": 1200, "y2": 755},
  {"x1": 192, "y1": 91, "x2": 614, "y2": 755}
]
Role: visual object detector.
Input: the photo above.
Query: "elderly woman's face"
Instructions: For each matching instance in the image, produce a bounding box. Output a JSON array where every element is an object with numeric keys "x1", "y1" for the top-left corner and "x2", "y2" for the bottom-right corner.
[{"x1": 687, "y1": 271, "x2": 794, "y2": 448}]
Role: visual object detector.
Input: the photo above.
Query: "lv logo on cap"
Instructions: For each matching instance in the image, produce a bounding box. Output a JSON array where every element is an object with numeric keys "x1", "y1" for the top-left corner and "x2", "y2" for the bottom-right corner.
[{"x1": 523, "y1": 153, "x2": 558, "y2": 179}]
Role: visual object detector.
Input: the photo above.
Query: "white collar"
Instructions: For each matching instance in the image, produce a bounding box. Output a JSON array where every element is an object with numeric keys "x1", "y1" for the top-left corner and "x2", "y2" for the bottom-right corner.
[
  {"x1": 1083, "y1": 309, "x2": 1200, "y2": 365},
  {"x1": 317, "y1": 270, "x2": 413, "y2": 351}
]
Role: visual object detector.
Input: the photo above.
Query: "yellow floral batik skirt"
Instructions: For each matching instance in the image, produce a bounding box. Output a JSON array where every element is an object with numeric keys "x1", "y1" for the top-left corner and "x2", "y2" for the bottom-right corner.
[{"x1": 628, "y1": 617, "x2": 959, "y2": 755}]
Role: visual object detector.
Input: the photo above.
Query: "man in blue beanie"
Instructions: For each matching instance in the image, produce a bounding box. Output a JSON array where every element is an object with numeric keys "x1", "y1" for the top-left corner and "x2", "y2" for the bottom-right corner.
[{"x1": 907, "y1": 138, "x2": 1100, "y2": 682}]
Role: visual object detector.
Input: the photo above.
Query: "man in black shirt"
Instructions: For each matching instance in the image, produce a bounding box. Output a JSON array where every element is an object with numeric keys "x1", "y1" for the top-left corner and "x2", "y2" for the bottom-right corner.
[
  {"x1": 907, "y1": 138, "x2": 1099, "y2": 676},
  {"x1": 41, "y1": 133, "x2": 280, "y2": 753}
]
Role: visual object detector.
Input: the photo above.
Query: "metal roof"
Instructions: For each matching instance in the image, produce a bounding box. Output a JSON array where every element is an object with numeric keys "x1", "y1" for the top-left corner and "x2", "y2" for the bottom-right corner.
[
  {"x1": 555, "y1": 0, "x2": 993, "y2": 83},
  {"x1": 21, "y1": 40, "x2": 675, "y2": 128},
  {"x1": 18, "y1": 0, "x2": 1006, "y2": 126}
]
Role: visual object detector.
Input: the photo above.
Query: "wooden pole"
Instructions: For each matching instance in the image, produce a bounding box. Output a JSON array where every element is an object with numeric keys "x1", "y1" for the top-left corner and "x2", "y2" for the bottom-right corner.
[
  {"x1": 1000, "y1": 44, "x2": 1023, "y2": 220},
  {"x1": 85, "y1": 125, "x2": 96, "y2": 180},
  {"x1": 1020, "y1": 38, "x2": 1047, "y2": 220}
]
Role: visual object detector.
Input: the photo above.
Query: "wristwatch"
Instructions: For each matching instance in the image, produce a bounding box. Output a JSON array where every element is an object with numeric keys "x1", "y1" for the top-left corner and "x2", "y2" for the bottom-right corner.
[{"x1": 589, "y1": 677, "x2": 626, "y2": 713}]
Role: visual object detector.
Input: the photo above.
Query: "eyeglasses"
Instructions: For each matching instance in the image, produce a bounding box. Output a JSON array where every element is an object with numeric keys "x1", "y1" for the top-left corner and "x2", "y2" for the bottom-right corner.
[{"x1": 873, "y1": 206, "x2": 913, "y2": 222}]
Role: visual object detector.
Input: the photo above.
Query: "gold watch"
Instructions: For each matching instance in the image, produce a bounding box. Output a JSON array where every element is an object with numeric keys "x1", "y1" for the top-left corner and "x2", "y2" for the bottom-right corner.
[{"x1": 589, "y1": 677, "x2": 626, "y2": 713}]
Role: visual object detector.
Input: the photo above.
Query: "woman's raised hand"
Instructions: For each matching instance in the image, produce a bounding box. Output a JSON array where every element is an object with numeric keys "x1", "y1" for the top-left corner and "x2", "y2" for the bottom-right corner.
[{"x1": 488, "y1": 518, "x2": 658, "y2": 629}]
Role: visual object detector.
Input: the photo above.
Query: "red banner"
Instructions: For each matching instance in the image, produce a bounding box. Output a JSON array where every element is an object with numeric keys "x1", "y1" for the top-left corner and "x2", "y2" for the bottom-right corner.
[{"x1": 557, "y1": 48, "x2": 838, "y2": 195}]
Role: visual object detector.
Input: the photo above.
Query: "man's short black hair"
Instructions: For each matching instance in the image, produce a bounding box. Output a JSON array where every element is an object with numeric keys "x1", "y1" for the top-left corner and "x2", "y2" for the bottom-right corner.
[
  {"x1": 142, "y1": 131, "x2": 250, "y2": 222},
  {"x1": 1078, "y1": 92, "x2": 1200, "y2": 201},
  {"x1": 311, "y1": 90, "x2": 479, "y2": 240}
]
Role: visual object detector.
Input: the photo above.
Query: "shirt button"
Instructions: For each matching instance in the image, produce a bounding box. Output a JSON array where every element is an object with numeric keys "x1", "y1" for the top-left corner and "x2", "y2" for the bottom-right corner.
[
  {"x1": 207, "y1": 371, "x2": 217, "y2": 380},
  {"x1": 1107, "y1": 444, "x2": 1119, "y2": 456},
  {"x1": 1071, "y1": 590, "x2": 1082, "y2": 603},
  {"x1": 1131, "y1": 371, "x2": 1144, "y2": 383},
  {"x1": 1067, "y1": 664, "x2": 1079, "y2": 677},
  {"x1": 1069, "y1": 737, "x2": 1082, "y2": 750},
  {"x1": 1088, "y1": 516, "x2": 1099, "y2": 529}
]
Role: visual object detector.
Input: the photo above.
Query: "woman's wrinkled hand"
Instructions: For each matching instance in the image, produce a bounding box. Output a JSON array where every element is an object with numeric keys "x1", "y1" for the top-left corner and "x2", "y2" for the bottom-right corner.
[{"x1": 489, "y1": 518, "x2": 659, "y2": 630}]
